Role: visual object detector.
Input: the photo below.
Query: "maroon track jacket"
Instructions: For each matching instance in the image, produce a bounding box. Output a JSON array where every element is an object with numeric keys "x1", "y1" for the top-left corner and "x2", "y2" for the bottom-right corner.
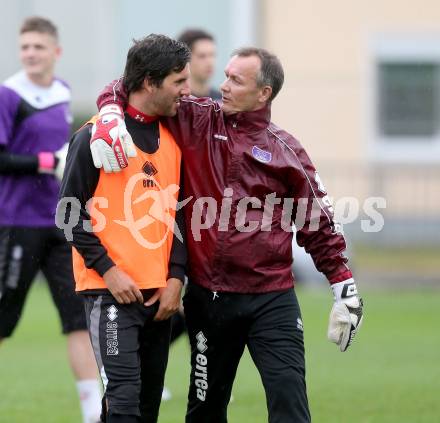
[{"x1": 97, "y1": 82, "x2": 352, "y2": 293}]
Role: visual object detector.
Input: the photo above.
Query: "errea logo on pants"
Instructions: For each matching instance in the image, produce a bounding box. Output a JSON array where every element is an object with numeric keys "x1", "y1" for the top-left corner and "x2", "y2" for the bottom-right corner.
[
  {"x1": 194, "y1": 331, "x2": 208, "y2": 401},
  {"x1": 196, "y1": 331, "x2": 207, "y2": 353},
  {"x1": 107, "y1": 305, "x2": 118, "y2": 321},
  {"x1": 106, "y1": 305, "x2": 119, "y2": 355}
]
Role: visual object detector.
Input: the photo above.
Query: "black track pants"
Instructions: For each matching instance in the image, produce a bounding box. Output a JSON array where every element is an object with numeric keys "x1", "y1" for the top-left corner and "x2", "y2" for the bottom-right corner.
[{"x1": 183, "y1": 284, "x2": 311, "y2": 423}]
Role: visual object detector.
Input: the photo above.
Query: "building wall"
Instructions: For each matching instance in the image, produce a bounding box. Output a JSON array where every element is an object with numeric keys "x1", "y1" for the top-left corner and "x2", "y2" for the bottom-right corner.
[{"x1": 261, "y1": 0, "x2": 440, "y2": 161}]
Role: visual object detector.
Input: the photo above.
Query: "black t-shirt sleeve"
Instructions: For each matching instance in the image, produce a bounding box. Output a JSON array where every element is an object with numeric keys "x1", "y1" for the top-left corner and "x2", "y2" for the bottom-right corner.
[{"x1": 57, "y1": 125, "x2": 115, "y2": 276}]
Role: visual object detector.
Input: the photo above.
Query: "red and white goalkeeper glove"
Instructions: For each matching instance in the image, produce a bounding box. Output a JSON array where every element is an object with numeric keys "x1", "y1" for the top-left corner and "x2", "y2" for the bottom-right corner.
[
  {"x1": 90, "y1": 104, "x2": 136, "y2": 173},
  {"x1": 327, "y1": 279, "x2": 363, "y2": 352}
]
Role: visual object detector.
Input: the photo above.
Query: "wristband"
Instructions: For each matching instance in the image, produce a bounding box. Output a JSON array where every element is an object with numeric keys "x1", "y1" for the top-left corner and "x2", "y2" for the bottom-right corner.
[{"x1": 38, "y1": 152, "x2": 55, "y2": 171}]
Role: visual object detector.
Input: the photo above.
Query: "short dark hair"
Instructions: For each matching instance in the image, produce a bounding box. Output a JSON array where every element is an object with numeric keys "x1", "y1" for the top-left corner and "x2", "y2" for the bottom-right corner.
[
  {"x1": 177, "y1": 29, "x2": 214, "y2": 51},
  {"x1": 123, "y1": 34, "x2": 191, "y2": 93},
  {"x1": 20, "y1": 16, "x2": 58, "y2": 40},
  {"x1": 232, "y1": 47, "x2": 284, "y2": 101}
]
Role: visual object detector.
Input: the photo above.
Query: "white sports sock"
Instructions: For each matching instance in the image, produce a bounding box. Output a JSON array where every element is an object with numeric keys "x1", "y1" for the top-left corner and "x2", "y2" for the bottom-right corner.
[{"x1": 76, "y1": 379, "x2": 102, "y2": 423}]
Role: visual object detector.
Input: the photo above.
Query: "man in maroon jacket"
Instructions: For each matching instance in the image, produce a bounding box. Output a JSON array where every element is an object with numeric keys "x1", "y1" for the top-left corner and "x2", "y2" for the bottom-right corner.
[{"x1": 89, "y1": 42, "x2": 363, "y2": 423}]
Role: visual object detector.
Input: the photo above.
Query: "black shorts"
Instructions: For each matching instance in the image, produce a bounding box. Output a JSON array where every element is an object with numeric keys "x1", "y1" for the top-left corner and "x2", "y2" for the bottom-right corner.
[
  {"x1": 84, "y1": 293, "x2": 171, "y2": 422},
  {"x1": 183, "y1": 283, "x2": 311, "y2": 423},
  {"x1": 0, "y1": 226, "x2": 87, "y2": 338}
]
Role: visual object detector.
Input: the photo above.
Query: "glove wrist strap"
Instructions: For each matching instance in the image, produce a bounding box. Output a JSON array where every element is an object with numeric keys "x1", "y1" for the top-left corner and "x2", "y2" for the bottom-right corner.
[
  {"x1": 331, "y1": 278, "x2": 356, "y2": 301},
  {"x1": 99, "y1": 103, "x2": 123, "y2": 117}
]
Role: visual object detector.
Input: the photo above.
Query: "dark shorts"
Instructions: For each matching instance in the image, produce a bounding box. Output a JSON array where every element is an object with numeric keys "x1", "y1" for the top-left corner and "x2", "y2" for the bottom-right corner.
[
  {"x1": 84, "y1": 293, "x2": 171, "y2": 422},
  {"x1": 0, "y1": 226, "x2": 87, "y2": 338},
  {"x1": 183, "y1": 283, "x2": 311, "y2": 423}
]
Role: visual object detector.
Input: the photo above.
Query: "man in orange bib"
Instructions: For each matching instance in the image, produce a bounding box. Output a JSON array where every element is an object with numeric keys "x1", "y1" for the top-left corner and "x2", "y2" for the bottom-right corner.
[{"x1": 57, "y1": 35, "x2": 190, "y2": 423}]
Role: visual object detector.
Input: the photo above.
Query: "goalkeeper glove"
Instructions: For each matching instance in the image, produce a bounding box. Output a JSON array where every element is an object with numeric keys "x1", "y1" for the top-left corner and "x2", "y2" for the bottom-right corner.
[
  {"x1": 90, "y1": 104, "x2": 137, "y2": 173},
  {"x1": 327, "y1": 279, "x2": 363, "y2": 352},
  {"x1": 37, "y1": 143, "x2": 69, "y2": 182}
]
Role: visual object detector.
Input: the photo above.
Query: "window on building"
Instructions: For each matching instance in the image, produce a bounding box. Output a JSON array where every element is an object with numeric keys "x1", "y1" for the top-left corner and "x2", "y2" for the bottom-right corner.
[
  {"x1": 377, "y1": 62, "x2": 440, "y2": 138},
  {"x1": 370, "y1": 36, "x2": 440, "y2": 161}
]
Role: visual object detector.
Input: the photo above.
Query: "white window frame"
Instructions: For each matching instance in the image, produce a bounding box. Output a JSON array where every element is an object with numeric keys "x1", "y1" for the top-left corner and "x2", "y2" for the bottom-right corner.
[{"x1": 367, "y1": 34, "x2": 440, "y2": 163}]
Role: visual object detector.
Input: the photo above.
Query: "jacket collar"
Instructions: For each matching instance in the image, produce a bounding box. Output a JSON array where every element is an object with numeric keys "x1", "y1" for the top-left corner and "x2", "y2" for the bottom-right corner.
[{"x1": 224, "y1": 104, "x2": 271, "y2": 133}]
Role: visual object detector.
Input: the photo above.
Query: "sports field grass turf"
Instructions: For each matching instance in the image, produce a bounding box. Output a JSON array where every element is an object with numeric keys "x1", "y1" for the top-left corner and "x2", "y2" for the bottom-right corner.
[{"x1": 0, "y1": 281, "x2": 439, "y2": 422}]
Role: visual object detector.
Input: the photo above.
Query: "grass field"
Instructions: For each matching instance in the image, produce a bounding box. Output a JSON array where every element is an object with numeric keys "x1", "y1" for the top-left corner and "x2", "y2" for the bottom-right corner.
[{"x1": 0, "y1": 281, "x2": 439, "y2": 422}]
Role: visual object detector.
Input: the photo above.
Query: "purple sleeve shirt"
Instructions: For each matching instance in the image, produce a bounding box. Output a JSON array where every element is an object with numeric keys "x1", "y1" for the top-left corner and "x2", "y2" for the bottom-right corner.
[{"x1": 0, "y1": 71, "x2": 72, "y2": 227}]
